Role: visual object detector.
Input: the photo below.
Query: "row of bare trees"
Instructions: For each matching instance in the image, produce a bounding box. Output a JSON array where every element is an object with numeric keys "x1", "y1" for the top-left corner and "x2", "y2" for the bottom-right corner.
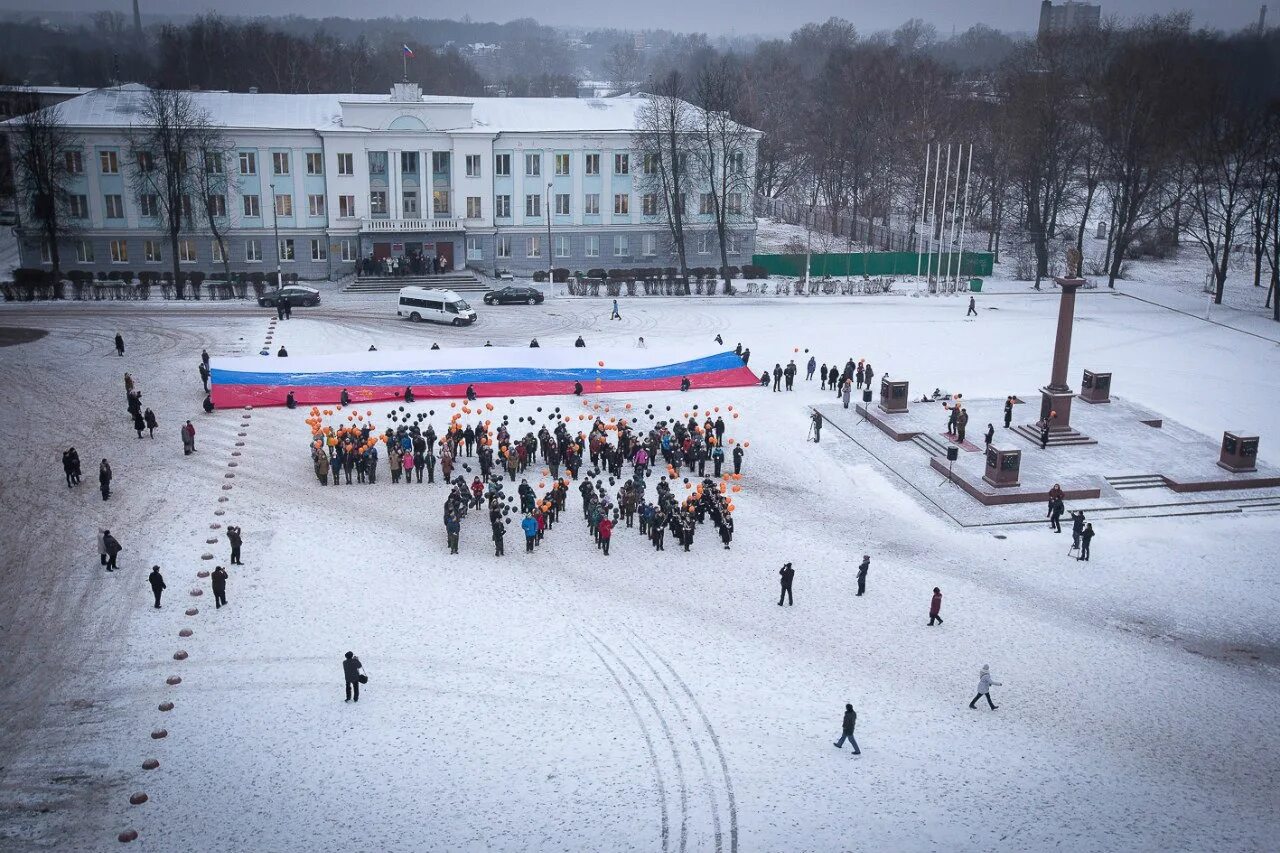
[{"x1": 655, "y1": 16, "x2": 1280, "y2": 317}]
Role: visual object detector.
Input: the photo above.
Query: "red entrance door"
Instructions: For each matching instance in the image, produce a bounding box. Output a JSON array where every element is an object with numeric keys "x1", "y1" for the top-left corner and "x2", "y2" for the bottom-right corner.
[
  {"x1": 435, "y1": 241, "x2": 454, "y2": 272},
  {"x1": 372, "y1": 242, "x2": 391, "y2": 261}
]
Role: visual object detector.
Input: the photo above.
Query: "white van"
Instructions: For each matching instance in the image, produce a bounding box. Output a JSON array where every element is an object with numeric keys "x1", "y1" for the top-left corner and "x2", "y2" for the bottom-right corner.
[{"x1": 397, "y1": 287, "x2": 477, "y2": 326}]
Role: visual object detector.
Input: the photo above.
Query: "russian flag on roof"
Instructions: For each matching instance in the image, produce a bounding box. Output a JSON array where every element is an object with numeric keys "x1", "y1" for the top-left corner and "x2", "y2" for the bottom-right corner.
[{"x1": 210, "y1": 345, "x2": 757, "y2": 408}]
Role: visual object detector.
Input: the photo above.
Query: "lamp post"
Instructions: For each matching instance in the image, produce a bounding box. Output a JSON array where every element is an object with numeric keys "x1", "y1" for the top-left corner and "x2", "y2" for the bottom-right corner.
[
  {"x1": 546, "y1": 180, "x2": 553, "y2": 289},
  {"x1": 269, "y1": 183, "x2": 283, "y2": 290}
]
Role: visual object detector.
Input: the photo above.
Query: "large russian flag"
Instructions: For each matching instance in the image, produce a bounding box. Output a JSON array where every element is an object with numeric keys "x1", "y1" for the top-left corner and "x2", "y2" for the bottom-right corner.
[{"x1": 210, "y1": 345, "x2": 757, "y2": 408}]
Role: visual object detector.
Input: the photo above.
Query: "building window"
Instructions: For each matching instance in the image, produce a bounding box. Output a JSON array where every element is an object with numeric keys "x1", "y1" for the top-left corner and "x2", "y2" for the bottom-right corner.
[
  {"x1": 134, "y1": 151, "x2": 154, "y2": 173},
  {"x1": 204, "y1": 152, "x2": 224, "y2": 174},
  {"x1": 239, "y1": 151, "x2": 257, "y2": 175},
  {"x1": 584, "y1": 194, "x2": 600, "y2": 216},
  {"x1": 272, "y1": 152, "x2": 290, "y2": 175},
  {"x1": 144, "y1": 240, "x2": 162, "y2": 263},
  {"x1": 526, "y1": 235, "x2": 541, "y2": 258},
  {"x1": 525, "y1": 153, "x2": 540, "y2": 177},
  {"x1": 613, "y1": 194, "x2": 629, "y2": 215},
  {"x1": 370, "y1": 191, "x2": 388, "y2": 216},
  {"x1": 246, "y1": 239, "x2": 262, "y2": 262},
  {"x1": 585, "y1": 153, "x2": 600, "y2": 175},
  {"x1": 401, "y1": 151, "x2": 418, "y2": 174},
  {"x1": 368, "y1": 152, "x2": 387, "y2": 176},
  {"x1": 311, "y1": 239, "x2": 327, "y2": 261},
  {"x1": 100, "y1": 150, "x2": 119, "y2": 174},
  {"x1": 672, "y1": 193, "x2": 685, "y2": 214},
  {"x1": 339, "y1": 195, "x2": 356, "y2": 218},
  {"x1": 585, "y1": 235, "x2": 599, "y2": 257},
  {"x1": 525, "y1": 194, "x2": 541, "y2": 218},
  {"x1": 555, "y1": 193, "x2": 570, "y2": 216},
  {"x1": 109, "y1": 240, "x2": 127, "y2": 263},
  {"x1": 274, "y1": 194, "x2": 293, "y2": 217},
  {"x1": 308, "y1": 194, "x2": 326, "y2": 217},
  {"x1": 337, "y1": 153, "x2": 354, "y2": 175},
  {"x1": 301, "y1": 152, "x2": 321, "y2": 175},
  {"x1": 466, "y1": 196, "x2": 482, "y2": 218},
  {"x1": 207, "y1": 195, "x2": 227, "y2": 218},
  {"x1": 494, "y1": 153, "x2": 510, "y2": 176},
  {"x1": 432, "y1": 151, "x2": 450, "y2": 176},
  {"x1": 495, "y1": 195, "x2": 511, "y2": 218},
  {"x1": 554, "y1": 234, "x2": 570, "y2": 258},
  {"x1": 279, "y1": 239, "x2": 295, "y2": 262},
  {"x1": 181, "y1": 194, "x2": 194, "y2": 223},
  {"x1": 554, "y1": 153, "x2": 570, "y2": 176},
  {"x1": 699, "y1": 232, "x2": 712, "y2": 254},
  {"x1": 614, "y1": 235, "x2": 629, "y2": 257},
  {"x1": 39, "y1": 240, "x2": 50, "y2": 263},
  {"x1": 242, "y1": 194, "x2": 260, "y2": 218},
  {"x1": 699, "y1": 193, "x2": 714, "y2": 215},
  {"x1": 212, "y1": 240, "x2": 224, "y2": 263},
  {"x1": 104, "y1": 194, "x2": 124, "y2": 219},
  {"x1": 727, "y1": 193, "x2": 743, "y2": 215},
  {"x1": 730, "y1": 150, "x2": 745, "y2": 173},
  {"x1": 727, "y1": 233, "x2": 739, "y2": 254},
  {"x1": 403, "y1": 191, "x2": 419, "y2": 217},
  {"x1": 432, "y1": 190, "x2": 450, "y2": 217},
  {"x1": 75, "y1": 239, "x2": 94, "y2": 263},
  {"x1": 68, "y1": 195, "x2": 89, "y2": 219},
  {"x1": 642, "y1": 194, "x2": 658, "y2": 216},
  {"x1": 496, "y1": 235, "x2": 511, "y2": 258},
  {"x1": 642, "y1": 233, "x2": 657, "y2": 256},
  {"x1": 138, "y1": 194, "x2": 158, "y2": 218},
  {"x1": 64, "y1": 150, "x2": 83, "y2": 174},
  {"x1": 179, "y1": 239, "x2": 197, "y2": 263},
  {"x1": 614, "y1": 153, "x2": 629, "y2": 175},
  {"x1": 466, "y1": 236, "x2": 482, "y2": 261},
  {"x1": 339, "y1": 239, "x2": 356, "y2": 261},
  {"x1": 465, "y1": 154, "x2": 481, "y2": 177},
  {"x1": 643, "y1": 153, "x2": 658, "y2": 175}
]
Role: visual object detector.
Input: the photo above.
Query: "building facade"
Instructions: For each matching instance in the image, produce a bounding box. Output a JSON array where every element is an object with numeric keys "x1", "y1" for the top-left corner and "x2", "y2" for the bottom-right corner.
[
  {"x1": 1038, "y1": 0, "x2": 1102, "y2": 38},
  {"x1": 3, "y1": 82, "x2": 759, "y2": 280}
]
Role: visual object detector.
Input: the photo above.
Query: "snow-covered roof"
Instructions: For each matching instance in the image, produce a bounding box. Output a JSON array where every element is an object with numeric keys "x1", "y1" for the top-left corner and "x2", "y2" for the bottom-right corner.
[{"x1": 0, "y1": 83, "x2": 699, "y2": 135}]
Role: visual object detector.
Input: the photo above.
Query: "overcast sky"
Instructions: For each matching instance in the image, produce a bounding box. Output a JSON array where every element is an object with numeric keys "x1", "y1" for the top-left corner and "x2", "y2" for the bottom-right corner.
[{"x1": 0, "y1": 0, "x2": 1265, "y2": 36}]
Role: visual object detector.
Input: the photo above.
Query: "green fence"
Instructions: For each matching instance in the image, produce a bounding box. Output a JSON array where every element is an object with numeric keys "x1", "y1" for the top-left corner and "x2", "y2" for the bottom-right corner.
[{"x1": 752, "y1": 252, "x2": 993, "y2": 278}]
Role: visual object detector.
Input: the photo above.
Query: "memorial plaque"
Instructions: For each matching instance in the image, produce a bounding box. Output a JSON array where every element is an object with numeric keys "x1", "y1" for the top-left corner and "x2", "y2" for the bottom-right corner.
[
  {"x1": 878, "y1": 378, "x2": 909, "y2": 414},
  {"x1": 1218, "y1": 431, "x2": 1259, "y2": 473}
]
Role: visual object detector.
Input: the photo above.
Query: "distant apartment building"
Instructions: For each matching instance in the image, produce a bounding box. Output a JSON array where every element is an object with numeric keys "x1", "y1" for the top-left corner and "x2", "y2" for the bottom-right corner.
[{"x1": 1038, "y1": 0, "x2": 1102, "y2": 37}]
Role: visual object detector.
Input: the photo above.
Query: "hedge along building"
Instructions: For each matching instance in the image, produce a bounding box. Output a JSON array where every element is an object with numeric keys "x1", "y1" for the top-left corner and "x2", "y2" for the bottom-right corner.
[{"x1": 2, "y1": 82, "x2": 760, "y2": 280}]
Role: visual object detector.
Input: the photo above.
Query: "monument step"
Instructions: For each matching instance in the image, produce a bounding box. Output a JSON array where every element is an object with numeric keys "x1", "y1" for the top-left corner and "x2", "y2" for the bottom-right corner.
[
  {"x1": 1011, "y1": 424, "x2": 1097, "y2": 447},
  {"x1": 911, "y1": 433, "x2": 952, "y2": 458},
  {"x1": 1106, "y1": 474, "x2": 1167, "y2": 492}
]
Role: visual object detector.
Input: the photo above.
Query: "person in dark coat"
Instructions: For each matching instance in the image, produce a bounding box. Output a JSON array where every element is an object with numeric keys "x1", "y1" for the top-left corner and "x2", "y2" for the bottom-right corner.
[
  {"x1": 573, "y1": 381, "x2": 584, "y2": 396},
  {"x1": 1070, "y1": 510, "x2": 1086, "y2": 551},
  {"x1": 1049, "y1": 498, "x2": 1064, "y2": 533},
  {"x1": 147, "y1": 565, "x2": 166, "y2": 607},
  {"x1": 62, "y1": 448, "x2": 79, "y2": 487},
  {"x1": 1039, "y1": 418, "x2": 1050, "y2": 450},
  {"x1": 492, "y1": 519, "x2": 505, "y2": 556},
  {"x1": 99, "y1": 459, "x2": 113, "y2": 501},
  {"x1": 227, "y1": 526, "x2": 243, "y2": 564},
  {"x1": 202, "y1": 394, "x2": 215, "y2": 413},
  {"x1": 277, "y1": 345, "x2": 288, "y2": 357},
  {"x1": 810, "y1": 410, "x2": 823, "y2": 443},
  {"x1": 340, "y1": 389, "x2": 351, "y2": 407},
  {"x1": 201, "y1": 348, "x2": 210, "y2": 369},
  {"x1": 833, "y1": 703, "x2": 861, "y2": 753},
  {"x1": 928, "y1": 587, "x2": 943, "y2": 625},
  {"x1": 574, "y1": 335, "x2": 586, "y2": 347},
  {"x1": 1003, "y1": 396, "x2": 1014, "y2": 429},
  {"x1": 132, "y1": 408, "x2": 146, "y2": 438},
  {"x1": 772, "y1": 364, "x2": 782, "y2": 392},
  {"x1": 114, "y1": 333, "x2": 125, "y2": 356},
  {"x1": 984, "y1": 423, "x2": 994, "y2": 446},
  {"x1": 732, "y1": 445, "x2": 744, "y2": 475},
  {"x1": 856, "y1": 555, "x2": 869, "y2": 596},
  {"x1": 1079, "y1": 524, "x2": 1094, "y2": 561},
  {"x1": 101, "y1": 529, "x2": 122, "y2": 571},
  {"x1": 144, "y1": 408, "x2": 158, "y2": 438},
  {"x1": 211, "y1": 565, "x2": 228, "y2": 608},
  {"x1": 199, "y1": 361, "x2": 210, "y2": 392},
  {"x1": 343, "y1": 651, "x2": 364, "y2": 702},
  {"x1": 778, "y1": 562, "x2": 795, "y2": 606},
  {"x1": 404, "y1": 386, "x2": 415, "y2": 403},
  {"x1": 967, "y1": 295, "x2": 977, "y2": 316},
  {"x1": 466, "y1": 384, "x2": 477, "y2": 401}
]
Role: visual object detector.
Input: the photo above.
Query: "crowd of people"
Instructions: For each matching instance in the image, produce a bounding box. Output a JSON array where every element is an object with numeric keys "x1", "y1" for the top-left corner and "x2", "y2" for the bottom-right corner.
[{"x1": 356, "y1": 250, "x2": 451, "y2": 278}]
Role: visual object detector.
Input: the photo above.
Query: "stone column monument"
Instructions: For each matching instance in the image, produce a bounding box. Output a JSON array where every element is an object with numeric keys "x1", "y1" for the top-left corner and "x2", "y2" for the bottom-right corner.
[{"x1": 1040, "y1": 247, "x2": 1084, "y2": 431}]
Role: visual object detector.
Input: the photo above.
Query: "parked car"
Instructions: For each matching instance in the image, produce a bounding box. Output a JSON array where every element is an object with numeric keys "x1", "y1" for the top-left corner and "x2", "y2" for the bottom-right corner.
[
  {"x1": 398, "y1": 287, "x2": 477, "y2": 326},
  {"x1": 257, "y1": 285, "x2": 321, "y2": 308},
  {"x1": 483, "y1": 286, "x2": 544, "y2": 306}
]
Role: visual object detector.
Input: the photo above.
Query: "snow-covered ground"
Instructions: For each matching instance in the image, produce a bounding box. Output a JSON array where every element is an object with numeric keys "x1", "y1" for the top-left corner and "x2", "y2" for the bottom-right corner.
[{"x1": 0, "y1": 283, "x2": 1279, "y2": 852}]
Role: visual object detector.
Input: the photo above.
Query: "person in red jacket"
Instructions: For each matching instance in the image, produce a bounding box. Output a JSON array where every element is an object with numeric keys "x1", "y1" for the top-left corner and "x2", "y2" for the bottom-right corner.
[
  {"x1": 928, "y1": 587, "x2": 943, "y2": 626},
  {"x1": 598, "y1": 515, "x2": 614, "y2": 556}
]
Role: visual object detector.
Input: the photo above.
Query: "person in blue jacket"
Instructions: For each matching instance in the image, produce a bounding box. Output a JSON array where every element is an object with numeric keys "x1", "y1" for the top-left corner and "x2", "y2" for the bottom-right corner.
[
  {"x1": 329, "y1": 452, "x2": 342, "y2": 487},
  {"x1": 711, "y1": 444, "x2": 725, "y2": 477},
  {"x1": 521, "y1": 513, "x2": 539, "y2": 552}
]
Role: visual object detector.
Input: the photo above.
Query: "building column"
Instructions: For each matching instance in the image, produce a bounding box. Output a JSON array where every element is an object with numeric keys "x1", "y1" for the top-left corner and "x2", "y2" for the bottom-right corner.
[{"x1": 388, "y1": 149, "x2": 401, "y2": 220}]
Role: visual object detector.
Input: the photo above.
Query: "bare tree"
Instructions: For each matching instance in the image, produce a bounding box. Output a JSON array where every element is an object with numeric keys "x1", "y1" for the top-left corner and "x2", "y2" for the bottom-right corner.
[
  {"x1": 636, "y1": 70, "x2": 696, "y2": 279},
  {"x1": 693, "y1": 55, "x2": 758, "y2": 293},
  {"x1": 192, "y1": 123, "x2": 238, "y2": 283},
  {"x1": 604, "y1": 42, "x2": 643, "y2": 91},
  {"x1": 127, "y1": 88, "x2": 210, "y2": 296},
  {"x1": 7, "y1": 93, "x2": 80, "y2": 284}
]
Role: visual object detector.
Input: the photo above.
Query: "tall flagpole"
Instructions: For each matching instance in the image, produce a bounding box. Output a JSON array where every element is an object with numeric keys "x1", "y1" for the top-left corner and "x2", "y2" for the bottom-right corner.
[
  {"x1": 929, "y1": 144, "x2": 942, "y2": 283},
  {"x1": 955, "y1": 143, "x2": 974, "y2": 288},
  {"x1": 947, "y1": 144, "x2": 962, "y2": 291},
  {"x1": 916, "y1": 144, "x2": 930, "y2": 278}
]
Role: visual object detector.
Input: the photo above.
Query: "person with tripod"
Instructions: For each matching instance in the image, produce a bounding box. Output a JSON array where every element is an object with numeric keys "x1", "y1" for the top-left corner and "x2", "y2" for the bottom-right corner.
[{"x1": 810, "y1": 410, "x2": 823, "y2": 443}]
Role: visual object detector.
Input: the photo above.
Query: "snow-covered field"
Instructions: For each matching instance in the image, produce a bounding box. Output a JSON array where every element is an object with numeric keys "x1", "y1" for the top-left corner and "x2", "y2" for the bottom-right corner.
[{"x1": 1, "y1": 284, "x2": 1279, "y2": 852}]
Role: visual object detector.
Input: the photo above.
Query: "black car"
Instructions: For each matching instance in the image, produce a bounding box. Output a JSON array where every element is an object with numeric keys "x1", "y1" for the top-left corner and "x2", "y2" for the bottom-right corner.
[
  {"x1": 258, "y1": 285, "x2": 321, "y2": 308},
  {"x1": 483, "y1": 286, "x2": 544, "y2": 306}
]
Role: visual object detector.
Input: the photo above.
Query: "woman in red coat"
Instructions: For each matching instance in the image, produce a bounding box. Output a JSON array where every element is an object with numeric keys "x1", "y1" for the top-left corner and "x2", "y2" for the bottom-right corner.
[
  {"x1": 598, "y1": 516, "x2": 614, "y2": 556},
  {"x1": 928, "y1": 587, "x2": 943, "y2": 626}
]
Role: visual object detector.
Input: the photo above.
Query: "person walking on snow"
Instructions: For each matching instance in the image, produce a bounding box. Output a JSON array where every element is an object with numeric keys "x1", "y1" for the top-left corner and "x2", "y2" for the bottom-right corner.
[
  {"x1": 969, "y1": 664, "x2": 1001, "y2": 710},
  {"x1": 147, "y1": 565, "x2": 166, "y2": 608},
  {"x1": 227, "y1": 526, "x2": 242, "y2": 565},
  {"x1": 806, "y1": 355, "x2": 816, "y2": 381},
  {"x1": 521, "y1": 513, "x2": 538, "y2": 552},
  {"x1": 114, "y1": 333, "x2": 125, "y2": 356},
  {"x1": 856, "y1": 555, "x2": 869, "y2": 596},
  {"x1": 967, "y1": 295, "x2": 977, "y2": 316},
  {"x1": 99, "y1": 459, "x2": 113, "y2": 501},
  {"x1": 144, "y1": 408, "x2": 158, "y2": 438},
  {"x1": 212, "y1": 565, "x2": 228, "y2": 608},
  {"x1": 778, "y1": 562, "x2": 795, "y2": 606},
  {"x1": 833, "y1": 704, "x2": 861, "y2": 754},
  {"x1": 928, "y1": 587, "x2": 943, "y2": 626},
  {"x1": 611, "y1": 299, "x2": 621, "y2": 320},
  {"x1": 181, "y1": 420, "x2": 197, "y2": 455},
  {"x1": 343, "y1": 651, "x2": 364, "y2": 702}
]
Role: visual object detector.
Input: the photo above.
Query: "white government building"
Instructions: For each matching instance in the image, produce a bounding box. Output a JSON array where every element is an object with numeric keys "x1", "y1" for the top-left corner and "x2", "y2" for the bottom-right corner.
[{"x1": 4, "y1": 82, "x2": 759, "y2": 279}]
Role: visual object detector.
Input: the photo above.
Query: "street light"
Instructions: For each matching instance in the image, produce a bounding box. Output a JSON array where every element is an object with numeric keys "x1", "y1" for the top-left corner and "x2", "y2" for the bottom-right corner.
[{"x1": 269, "y1": 183, "x2": 282, "y2": 290}]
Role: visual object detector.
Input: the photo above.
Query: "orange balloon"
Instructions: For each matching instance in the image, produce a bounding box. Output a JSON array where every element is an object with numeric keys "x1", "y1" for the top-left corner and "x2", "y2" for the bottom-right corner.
[
  {"x1": 732, "y1": 413, "x2": 739, "y2": 419},
  {"x1": 625, "y1": 403, "x2": 632, "y2": 410},
  {"x1": 538, "y1": 482, "x2": 545, "y2": 488},
  {"x1": 727, "y1": 405, "x2": 733, "y2": 411},
  {"x1": 450, "y1": 402, "x2": 456, "y2": 408},
  {"x1": 731, "y1": 485, "x2": 741, "y2": 492},
  {"x1": 597, "y1": 360, "x2": 604, "y2": 367},
  {"x1": 714, "y1": 406, "x2": 719, "y2": 412},
  {"x1": 743, "y1": 441, "x2": 750, "y2": 448}
]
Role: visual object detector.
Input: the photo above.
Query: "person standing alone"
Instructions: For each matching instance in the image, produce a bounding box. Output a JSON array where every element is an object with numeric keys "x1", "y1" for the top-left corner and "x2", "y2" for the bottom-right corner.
[
  {"x1": 102, "y1": 529, "x2": 122, "y2": 571},
  {"x1": 227, "y1": 525, "x2": 243, "y2": 565},
  {"x1": 967, "y1": 295, "x2": 977, "y2": 317},
  {"x1": 856, "y1": 555, "x2": 869, "y2": 596},
  {"x1": 1079, "y1": 523, "x2": 1095, "y2": 561},
  {"x1": 211, "y1": 565, "x2": 228, "y2": 608},
  {"x1": 969, "y1": 664, "x2": 1001, "y2": 710},
  {"x1": 147, "y1": 565, "x2": 166, "y2": 608},
  {"x1": 833, "y1": 703, "x2": 861, "y2": 754},
  {"x1": 343, "y1": 651, "x2": 365, "y2": 702},
  {"x1": 928, "y1": 587, "x2": 943, "y2": 626},
  {"x1": 778, "y1": 562, "x2": 795, "y2": 606},
  {"x1": 114, "y1": 332, "x2": 125, "y2": 356}
]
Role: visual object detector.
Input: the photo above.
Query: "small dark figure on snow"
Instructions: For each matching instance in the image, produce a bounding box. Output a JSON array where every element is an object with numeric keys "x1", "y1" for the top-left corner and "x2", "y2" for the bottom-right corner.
[
  {"x1": 967, "y1": 296, "x2": 977, "y2": 316},
  {"x1": 181, "y1": 420, "x2": 197, "y2": 454},
  {"x1": 148, "y1": 565, "x2": 166, "y2": 608},
  {"x1": 810, "y1": 410, "x2": 823, "y2": 443},
  {"x1": 928, "y1": 587, "x2": 943, "y2": 626},
  {"x1": 227, "y1": 525, "x2": 243, "y2": 564},
  {"x1": 833, "y1": 704, "x2": 860, "y2": 753},
  {"x1": 198, "y1": 361, "x2": 210, "y2": 392},
  {"x1": 573, "y1": 381, "x2": 584, "y2": 396},
  {"x1": 984, "y1": 423, "x2": 994, "y2": 446},
  {"x1": 574, "y1": 336, "x2": 586, "y2": 348},
  {"x1": 144, "y1": 408, "x2": 158, "y2": 438},
  {"x1": 277, "y1": 345, "x2": 288, "y2": 357},
  {"x1": 529, "y1": 339, "x2": 539, "y2": 348},
  {"x1": 101, "y1": 529, "x2": 121, "y2": 570},
  {"x1": 343, "y1": 651, "x2": 365, "y2": 702},
  {"x1": 1079, "y1": 523, "x2": 1094, "y2": 561},
  {"x1": 1070, "y1": 511, "x2": 1086, "y2": 551},
  {"x1": 778, "y1": 562, "x2": 795, "y2": 606},
  {"x1": 99, "y1": 459, "x2": 113, "y2": 501},
  {"x1": 1003, "y1": 396, "x2": 1014, "y2": 429},
  {"x1": 202, "y1": 394, "x2": 215, "y2": 414},
  {"x1": 212, "y1": 565, "x2": 228, "y2": 608},
  {"x1": 856, "y1": 555, "x2": 869, "y2": 596},
  {"x1": 680, "y1": 376, "x2": 691, "y2": 392},
  {"x1": 114, "y1": 333, "x2": 125, "y2": 356}
]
